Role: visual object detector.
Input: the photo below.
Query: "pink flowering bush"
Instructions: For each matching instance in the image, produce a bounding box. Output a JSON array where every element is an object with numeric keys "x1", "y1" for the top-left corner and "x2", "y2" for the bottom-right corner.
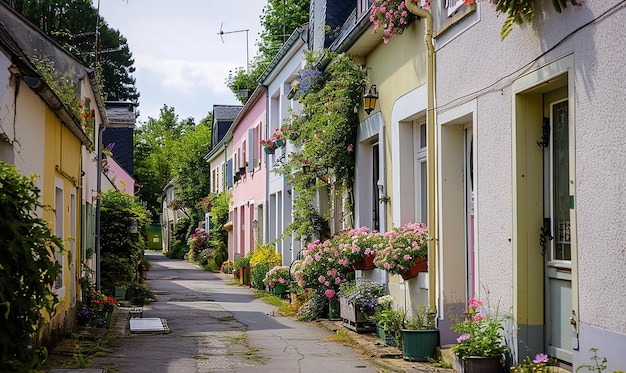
[
  {"x1": 188, "y1": 228, "x2": 212, "y2": 258},
  {"x1": 450, "y1": 298, "x2": 507, "y2": 359},
  {"x1": 331, "y1": 226, "x2": 385, "y2": 267},
  {"x1": 373, "y1": 222, "x2": 428, "y2": 275},
  {"x1": 292, "y1": 238, "x2": 352, "y2": 298},
  {"x1": 263, "y1": 265, "x2": 291, "y2": 288},
  {"x1": 370, "y1": 0, "x2": 428, "y2": 43}
]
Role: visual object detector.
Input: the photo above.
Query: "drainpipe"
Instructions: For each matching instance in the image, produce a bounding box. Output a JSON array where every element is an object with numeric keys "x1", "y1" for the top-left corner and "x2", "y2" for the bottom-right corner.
[{"x1": 404, "y1": 1, "x2": 437, "y2": 313}]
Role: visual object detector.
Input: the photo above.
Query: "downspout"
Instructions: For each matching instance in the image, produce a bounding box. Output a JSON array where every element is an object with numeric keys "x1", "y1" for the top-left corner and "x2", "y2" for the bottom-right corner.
[
  {"x1": 262, "y1": 84, "x2": 270, "y2": 246},
  {"x1": 404, "y1": 1, "x2": 437, "y2": 313}
]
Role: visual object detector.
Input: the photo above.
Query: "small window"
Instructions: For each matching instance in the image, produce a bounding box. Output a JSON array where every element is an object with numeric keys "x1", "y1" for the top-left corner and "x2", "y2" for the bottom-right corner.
[
  {"x1": 358, "y1": 0, "x2": 374, "y2": 17},
  {"x1": 446, "y1": 0, "x2": 464, "y2": 16},
  {"x1": 419, "y1": 123, "x2": 427, "y2": 149},
  {"x1": 242, "y1": 140, "x2": 247, "y2": 167}
]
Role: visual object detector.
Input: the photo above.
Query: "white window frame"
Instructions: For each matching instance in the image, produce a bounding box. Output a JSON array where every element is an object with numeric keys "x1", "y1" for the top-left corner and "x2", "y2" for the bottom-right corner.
[{"x1": 446, "y1": 0, "x2": 464, "y2": 16}]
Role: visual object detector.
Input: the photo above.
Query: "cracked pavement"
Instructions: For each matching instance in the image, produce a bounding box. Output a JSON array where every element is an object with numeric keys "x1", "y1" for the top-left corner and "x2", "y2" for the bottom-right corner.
[{"x1": 91, "y1": 251, "x2": 382, "y2": 373}]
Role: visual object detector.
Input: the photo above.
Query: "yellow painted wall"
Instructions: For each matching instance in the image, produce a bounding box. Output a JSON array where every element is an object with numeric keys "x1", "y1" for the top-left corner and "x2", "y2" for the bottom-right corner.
[
  {"x1": 42, "y1": 108, "x2": 82, "y2": 329},
  {"x1": 365, "y1": 21, "x2": 429, "y2": 231}
]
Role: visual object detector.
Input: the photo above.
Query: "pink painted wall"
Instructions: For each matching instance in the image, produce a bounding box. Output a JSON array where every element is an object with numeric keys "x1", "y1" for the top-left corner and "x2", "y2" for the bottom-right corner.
[
  {"x1": 230, "y1": 92, "x2": 266, "y2": 258},
  {"x1": 103, "y1": 156, "x2": 136, "y2": 195}
]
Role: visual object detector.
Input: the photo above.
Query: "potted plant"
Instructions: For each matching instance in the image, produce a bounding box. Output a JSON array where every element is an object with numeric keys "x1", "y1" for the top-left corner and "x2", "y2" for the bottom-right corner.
[
  {"x1": 272, "y1": 127, "x2": 286, "y2": 148},
  {"x1": 400, "y1": 306, "x2": 439, "y2": 362},
  {"x1": 373, "y1": 222, "x2": 429, "y2": 280},
  {"x1": 334, "y1": 226, "x2": 385, "y2": 270},
  {"x1": 263, "y1": 265, "x2": 291, "y2": 294},
  {"x1": 260, "y1": 138, "x2": 277, "y2": 154},
  {"x1": 233, "y1": 255, "x2": 251, "y2": 286},
  {"x1": 369, "y1": 0, "x2": 426, "y2": 44},
  {"x1": 450, "y1": 298, "x2": 507, "y2": 372},
  {"x1": 339, "y1": 280, "x2": 386, "y2": 333},
  {"x1": 91, "y1": 293, "x2": 118, "y2": 328},
  {"x1": 220, "y1": 259, "x2": 234, "y2": 274},
  {"x1": 371, "y1": 306, "x2": 406, "y2": 347}
]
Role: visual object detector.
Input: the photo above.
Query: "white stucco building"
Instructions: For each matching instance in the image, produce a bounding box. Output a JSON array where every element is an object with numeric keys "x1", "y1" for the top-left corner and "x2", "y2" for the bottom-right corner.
[{"x1": 433, "y1": 0, "x2": 626, "y2": 369}]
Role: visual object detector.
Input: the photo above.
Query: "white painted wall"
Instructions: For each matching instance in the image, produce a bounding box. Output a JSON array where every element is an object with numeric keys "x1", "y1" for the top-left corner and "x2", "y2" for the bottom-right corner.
[{"x1": 262, "y1": 35, "x2": 306, "y2": 266}]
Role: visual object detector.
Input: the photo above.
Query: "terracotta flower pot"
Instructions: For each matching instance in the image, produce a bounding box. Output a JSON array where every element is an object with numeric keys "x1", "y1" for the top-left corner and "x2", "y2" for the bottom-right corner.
[
  {"x1": 401, "y1": 258, "x2": 428, "y2": 280},
  {"x1": 352, "y1": 254, "x2": 376, "y2": 270}
]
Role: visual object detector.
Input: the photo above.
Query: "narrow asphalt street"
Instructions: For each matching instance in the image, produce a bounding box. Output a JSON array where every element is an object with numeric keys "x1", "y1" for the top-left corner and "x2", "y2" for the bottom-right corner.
[{"x1": 91, "y1": 251, "x2": 382, "y2": 373}]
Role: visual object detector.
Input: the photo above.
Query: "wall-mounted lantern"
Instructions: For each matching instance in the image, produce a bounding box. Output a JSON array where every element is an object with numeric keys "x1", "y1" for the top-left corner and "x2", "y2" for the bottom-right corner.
[{"x1": 363, "y1": 84, "x2": 379, "y2": 115}]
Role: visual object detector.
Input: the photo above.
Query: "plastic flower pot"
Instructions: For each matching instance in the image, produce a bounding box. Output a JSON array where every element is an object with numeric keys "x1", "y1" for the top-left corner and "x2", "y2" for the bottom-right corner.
[
  {"x1": 458, "y1": 355, "x2": 504, "y2": 373},
  {"x1": 400, "y1": 329, "x2": 439, "y2": 362},
  {"x1": 273, "y1": 283, "x2": 287, "y2": 294}
]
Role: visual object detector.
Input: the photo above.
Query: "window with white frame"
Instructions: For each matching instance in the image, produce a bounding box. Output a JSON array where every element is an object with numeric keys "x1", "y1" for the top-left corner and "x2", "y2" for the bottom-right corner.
[
  {"x1": 445, "y1": 0, "x2": 464, "y2": 16},
  {"x1": 242, "y1": 140, "x2": 247, "y2": 168},
  {"x1": 358, "y1": 0, "x2": 374, "y2": 17},
  {"x1": 212, "y1": 168, "x2": 217, "y2": 193},
  {"x1": 414, "y1": 121, "x2": 428, "y2": 223}
]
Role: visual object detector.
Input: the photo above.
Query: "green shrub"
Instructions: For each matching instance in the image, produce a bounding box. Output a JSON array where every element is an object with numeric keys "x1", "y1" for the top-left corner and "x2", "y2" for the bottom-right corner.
[
  {"x1": 0, "y1": 161, "x2": 62, "y2": 371},
  {"x1": 297, "y1": 289, "x2": 329, "y2": 322},
  {"x1": 233, "y1": 255, "x2": 251, "y2": 269},
  {"x1": 213, "y1": 242, "x2": 228, "y2": 268},
  {"x1": 117, "y1": 281, "x2": 155, "y2": 306},
  {"x1": 174, "y1": 217, "x2": 192, "y2": 242},
  {"x1": 166, "y1": 239, "x2": 188, "y2": 259},
  {"x1": 100, "y1": 190, "x2": 149, "y2": 293},
  {"x1": 251, "y1": 262, "x2": 271, "y2": 290},
  {"x1": 203, "y1": 259, "x2": 220, "y2": 272}
]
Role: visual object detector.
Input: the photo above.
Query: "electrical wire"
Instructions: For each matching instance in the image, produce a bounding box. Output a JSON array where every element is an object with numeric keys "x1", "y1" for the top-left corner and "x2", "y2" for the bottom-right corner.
[{"x1": 436, "y1": 0, "x2": 626, "y2": 112}]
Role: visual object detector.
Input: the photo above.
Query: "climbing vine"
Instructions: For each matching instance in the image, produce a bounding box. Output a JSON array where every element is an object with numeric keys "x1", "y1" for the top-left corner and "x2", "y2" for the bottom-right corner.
[
  {"x1": 275, "y1": 51, "x2": 366, "y2": 242},
  {"x1": 463, "y1": 0, "x2": 585, "y2": 39}
]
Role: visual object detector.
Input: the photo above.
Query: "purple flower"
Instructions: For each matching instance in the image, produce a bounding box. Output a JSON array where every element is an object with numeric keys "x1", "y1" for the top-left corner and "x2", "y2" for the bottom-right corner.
[
  {"x1": 456, "y1": 334, "x2": 470, "y2": 343},
  {"x1": 533, "y1": 353, "x2": 549, "y2": 364}
]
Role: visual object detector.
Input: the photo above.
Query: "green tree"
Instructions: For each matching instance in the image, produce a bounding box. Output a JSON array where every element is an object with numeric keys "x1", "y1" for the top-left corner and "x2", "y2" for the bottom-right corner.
[
  {"x1": 226, "y1": 0, "x2": 310, "y2": 103},
  {"x1": 0, "y1": 162, "x2": 62, "y2": 372},
  {"x1": 170, "y1": 117, "x2": 213, "y2": 222},
  {"x1": 3, "y1": 0, "x2": 139, "y2": 102},
  {"x1": 134, "y1": 105, "x2": 212, "y2": 224}
]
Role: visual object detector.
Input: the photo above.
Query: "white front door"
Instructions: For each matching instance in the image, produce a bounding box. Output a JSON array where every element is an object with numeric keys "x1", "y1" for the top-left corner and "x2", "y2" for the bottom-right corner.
[{"x1": 543, "y1": 93, "x2": 574, "y2": 364}]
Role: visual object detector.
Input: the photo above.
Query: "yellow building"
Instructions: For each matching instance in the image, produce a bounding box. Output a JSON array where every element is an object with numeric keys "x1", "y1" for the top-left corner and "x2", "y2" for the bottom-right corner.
[{"x1": 0, "y1": 4, "x2": 102, "y2": 346}]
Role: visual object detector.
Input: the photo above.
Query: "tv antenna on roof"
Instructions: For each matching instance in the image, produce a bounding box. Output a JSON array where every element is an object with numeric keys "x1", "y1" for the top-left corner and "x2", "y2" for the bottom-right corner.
[{"x1": 218, "y1": 23, "x2": 250, "y2": 74}]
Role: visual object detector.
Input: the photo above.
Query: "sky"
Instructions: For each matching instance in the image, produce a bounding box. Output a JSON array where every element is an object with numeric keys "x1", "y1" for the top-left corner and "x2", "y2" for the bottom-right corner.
[{"x1": 98, "y1": 1, "x2": 267, "y2": 125}]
